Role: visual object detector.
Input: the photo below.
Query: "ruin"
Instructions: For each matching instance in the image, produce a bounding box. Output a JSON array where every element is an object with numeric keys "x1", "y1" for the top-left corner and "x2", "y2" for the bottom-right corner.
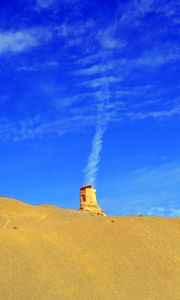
[{"x1": 80, "y1": 185, "x2": 106, "y2": 216}]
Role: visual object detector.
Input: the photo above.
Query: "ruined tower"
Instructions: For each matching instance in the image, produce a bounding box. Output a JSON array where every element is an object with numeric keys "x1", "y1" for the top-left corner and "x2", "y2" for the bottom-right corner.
[{"x1": 80, "y1": 185, "x2": 106, "y2": 216}]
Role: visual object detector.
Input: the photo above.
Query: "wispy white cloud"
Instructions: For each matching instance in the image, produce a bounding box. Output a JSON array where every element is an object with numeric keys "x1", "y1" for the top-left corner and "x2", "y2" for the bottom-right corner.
[
  {"x1": 0, "y1": 111, "x2": 97, "y2": 141},
  {"x1": 0, "y1": 28, "x2": 52, "y2": 54},
  {"x1": 74, "y1": 42, "x2": 180, "y2": 92},
  {"x1": 54, "y1": 95, "x2": 82, "y2": 109},
  {"x1": 57, "y1": 22, "x2": 93, "y2": 38},
  {"x1": 123, "y1": 104, "x2": 180, "y2": 121},
  {"x1": 75, "y1": 52, "x2": 106, "y2": 66},
  {"x1": 82, "y1": 75, "x2": 122, "y2": 88},
  {"x1": 133, "y1": 163, "x2": 180, "y2": 187},
  {"x1": 119, "y1": 0, "x2": 155, "y2": 26},
  {"x1": 74, "y1": 62, "x2": 114, "y2": 76},
  {"x1": 36, "y1": 0, "x2": 56, "y2": 9},
  {"x1": 97, "y1": 26, "x2": 126, "y2": 50},
  {"x1": 53, "y1": 92, "x2": 97, "y2": 109},
  {"x1": 135, "y1": 44, "x2": 180, "y2": 67},
  {"x1": 169, "y1": 208, "x2": 180, "y2": 217},
  {"x1": 153, "y1": 1, "x2": 180, "y2": 18},
  {"x1": 145, "y1": 206, "x2": 180, "y2": 217},
  {"x1": 106, "y1": 161, "x2": 180, "y2": 216},
  {"x1": 118, "y1": 0, "x2": 180, "y2": 28},
  {"x1": 16, "y1": 60, "x2": 59, "y2": 72},
  {"x1": 56, "y1": 20, "x2": 95, "y2": 48}
]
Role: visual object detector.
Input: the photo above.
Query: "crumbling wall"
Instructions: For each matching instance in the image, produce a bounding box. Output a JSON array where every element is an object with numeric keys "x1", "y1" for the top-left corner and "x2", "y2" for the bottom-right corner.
[{"x1": 80, "y1": 185, "x2": 106, "y2": 216}]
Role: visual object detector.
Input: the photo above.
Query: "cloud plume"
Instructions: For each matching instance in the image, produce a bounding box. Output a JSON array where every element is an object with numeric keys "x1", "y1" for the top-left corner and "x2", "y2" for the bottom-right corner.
[
  {"x1": 84, "y1": 90, "x2": 110, "y2": 186},
  {"x1": 84, "y1": 119, "x2": 107, "y2": 186}
]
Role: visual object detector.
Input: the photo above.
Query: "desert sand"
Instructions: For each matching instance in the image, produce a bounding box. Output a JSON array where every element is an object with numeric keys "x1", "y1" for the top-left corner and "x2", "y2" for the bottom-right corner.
[{"x1": 0, "y1": 196, "x2": 179, "y2": 300}]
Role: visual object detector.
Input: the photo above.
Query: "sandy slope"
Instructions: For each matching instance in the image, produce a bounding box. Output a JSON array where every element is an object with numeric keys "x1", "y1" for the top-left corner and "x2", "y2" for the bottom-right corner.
[{"x1": 0, "y1": 197, "x2": 179, "y2": 300}]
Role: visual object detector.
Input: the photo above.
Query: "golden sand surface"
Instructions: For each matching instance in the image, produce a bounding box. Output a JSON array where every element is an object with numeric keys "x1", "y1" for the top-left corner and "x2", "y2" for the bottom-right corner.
[{"x1": 0, "y1": 197, "x2": 179, "y2": 300}]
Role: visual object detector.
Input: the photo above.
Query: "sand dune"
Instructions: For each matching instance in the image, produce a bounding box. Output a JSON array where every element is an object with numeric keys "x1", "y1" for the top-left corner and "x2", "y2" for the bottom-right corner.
[{"x1": 0, "y1": 197, "x2": 179, "y2": 300}]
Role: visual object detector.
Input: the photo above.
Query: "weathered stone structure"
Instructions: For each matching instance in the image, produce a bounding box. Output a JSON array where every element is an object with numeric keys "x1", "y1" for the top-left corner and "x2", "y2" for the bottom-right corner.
[{"x1": 80, "y1": 185, "x2": 106, "y2": 216}]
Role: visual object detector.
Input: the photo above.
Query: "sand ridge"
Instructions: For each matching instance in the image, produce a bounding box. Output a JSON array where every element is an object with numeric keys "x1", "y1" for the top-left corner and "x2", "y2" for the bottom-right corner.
[{"x1": 0, "y1": 197, "x2": 179, "y2": 300}]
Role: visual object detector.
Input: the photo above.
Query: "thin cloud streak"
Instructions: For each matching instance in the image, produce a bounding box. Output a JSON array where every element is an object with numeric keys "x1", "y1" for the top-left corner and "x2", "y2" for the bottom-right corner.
[
  {"x1": 84, "y1": 83, "x2": 111, "y2": 186},
  {"x1": 84, "y1": 115, "x2": 107, "y2": 186}
]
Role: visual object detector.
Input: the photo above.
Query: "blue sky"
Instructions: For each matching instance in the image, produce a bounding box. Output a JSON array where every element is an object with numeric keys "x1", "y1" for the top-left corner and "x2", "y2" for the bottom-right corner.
[{"x1": 0, "y1": 0, "x2": 180, "y2": 216}]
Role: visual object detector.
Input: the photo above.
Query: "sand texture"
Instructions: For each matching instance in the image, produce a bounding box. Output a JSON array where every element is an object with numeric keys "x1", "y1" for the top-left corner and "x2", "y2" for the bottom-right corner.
[{"x1": 0, "y1": 197, "x2": 179, "y2": 300}]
